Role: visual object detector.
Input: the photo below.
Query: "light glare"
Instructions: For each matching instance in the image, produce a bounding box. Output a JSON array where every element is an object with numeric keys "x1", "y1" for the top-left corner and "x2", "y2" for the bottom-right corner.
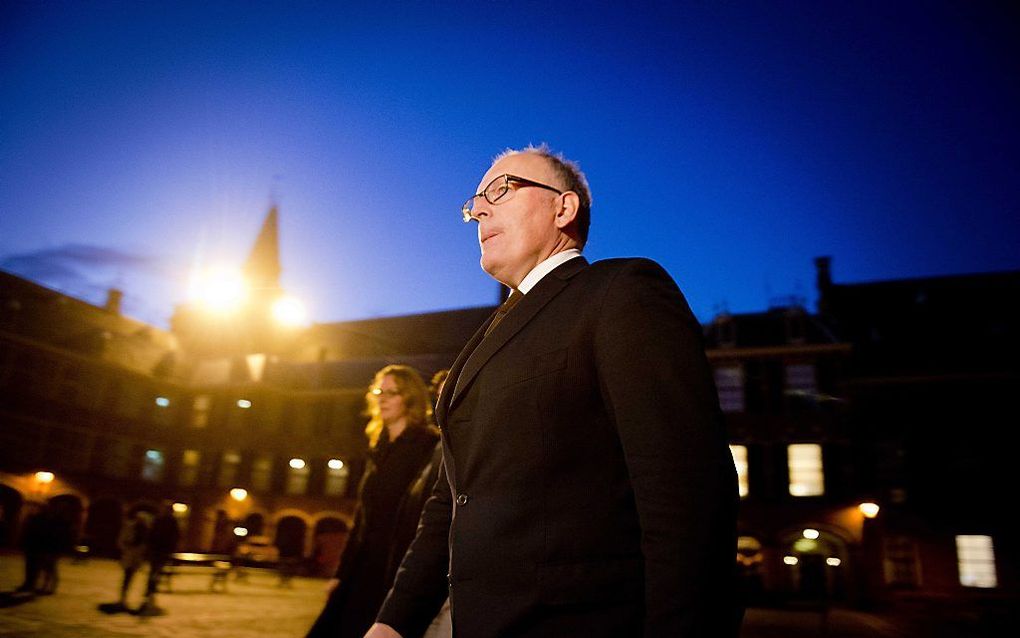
[{"x1": 272, "y1": 296, "x2": 308, "y2": 327}]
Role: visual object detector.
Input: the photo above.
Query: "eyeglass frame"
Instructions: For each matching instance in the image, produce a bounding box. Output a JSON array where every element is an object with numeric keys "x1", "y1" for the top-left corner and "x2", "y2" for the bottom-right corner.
[{"x1": 462, "y1": 174, "x2": 565, "y2": 222}]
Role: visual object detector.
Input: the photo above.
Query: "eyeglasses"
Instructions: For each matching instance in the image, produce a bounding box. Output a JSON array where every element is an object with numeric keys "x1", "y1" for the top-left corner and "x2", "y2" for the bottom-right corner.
[
  {"x1": 462, "y1": 174, "x2": 564, "y2": 222},
  {"x1": 370, "y1": 388, "x2": 401, "y2": 398}
]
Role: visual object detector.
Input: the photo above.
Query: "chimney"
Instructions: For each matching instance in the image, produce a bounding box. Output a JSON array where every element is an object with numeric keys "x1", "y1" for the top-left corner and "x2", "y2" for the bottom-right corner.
[
  {"x1": 814, "y1": 257, "x2": 832, "y2": 315},
  {"x1": 104, "y1": 288, "x2": 124, "y2": 315}
]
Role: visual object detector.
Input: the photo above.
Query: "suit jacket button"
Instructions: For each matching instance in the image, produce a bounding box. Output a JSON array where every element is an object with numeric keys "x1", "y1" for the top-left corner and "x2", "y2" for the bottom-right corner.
[{"x1": 456, "y1": 493, "x2": 469, "y2": 506}]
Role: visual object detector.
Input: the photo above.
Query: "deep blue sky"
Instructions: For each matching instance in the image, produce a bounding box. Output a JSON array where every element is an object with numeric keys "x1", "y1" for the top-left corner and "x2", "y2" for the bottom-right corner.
[{"x1": 2, "y1": 1, "x2": 1018, "y2": 327}]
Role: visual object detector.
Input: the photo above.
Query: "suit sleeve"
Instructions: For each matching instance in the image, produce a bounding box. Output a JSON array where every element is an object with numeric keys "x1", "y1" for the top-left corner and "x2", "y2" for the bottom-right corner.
[
  {"x1": 375, "y1": 454, "x2": 452, "y2": 637},
  {"x1": 594, "y1": 259, "x2": 740, "y2": 637}
]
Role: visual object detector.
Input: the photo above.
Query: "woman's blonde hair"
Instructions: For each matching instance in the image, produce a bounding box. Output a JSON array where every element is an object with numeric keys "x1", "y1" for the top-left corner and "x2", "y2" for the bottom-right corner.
[{"x1": 364, "y1": 364, "x2": 432, "y2": 449}]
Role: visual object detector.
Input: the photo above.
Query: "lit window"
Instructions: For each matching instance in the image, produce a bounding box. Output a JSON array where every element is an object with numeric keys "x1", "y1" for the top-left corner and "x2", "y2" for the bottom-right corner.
[
  {"x1": 192, "y1": 395, "x2": 211, "y2": 428},
  {"x1": 179, "y1": 449, "x2": 200, "y2": 486},
  {"x1": 729, "y1": 445, "x2": 749, "y2": 498},
  {"x1": 788, "y1": 443, "x2": 824, "y2": 496},
  {"x1": 325, "y1": 459, "x2": 349, "y2": 496},
  {"x1": 251, "y1": 456, "x2": 273, "y2": 492},
  {"x1": 286, "y1": 459, "x2": 310, "y2": 495},
  {"x1": 715, "y1": 366, "x2": 745, "y2": 413},
  {"x1": 141, "y1": 449, "x2": 165, "y2": 482},
  {"x1": 956, "y1": 535, "x2": 997, "y2": 588},
  {"x1": 218, "y1": 451, "x2": 241, "y2": 487}
]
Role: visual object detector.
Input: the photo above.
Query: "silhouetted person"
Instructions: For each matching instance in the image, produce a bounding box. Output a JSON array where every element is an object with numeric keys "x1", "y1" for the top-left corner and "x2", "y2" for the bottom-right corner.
[
  {"x1": 16, "y1": 507, "x2": 47, "y2": 594},
  {"x1": 99, "y1": 510, "x2": 151, "y2": 613},
  {"x1": 136, "y1": 505, "x2": 178, "y2": 616}
]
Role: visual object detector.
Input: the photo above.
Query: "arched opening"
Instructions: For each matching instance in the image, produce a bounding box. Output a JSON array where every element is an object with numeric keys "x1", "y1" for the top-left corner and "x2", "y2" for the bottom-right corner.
[
  {"x1": 781, "y1": 527, "x2": 849, "y2": 603},
  {"x1": 84, "y1": 498, "x2": 123, "y2": 557},
  {"x1": 737, "y1": 535, "x2": 765, "y2": 605},
  {"x1": 0, "y1": 483, "x2": 23, "y2": 547},
  {"x1": 243, "y1": 512, "x2": 265, "y2": 536},
  {"x1": 47, "y1": 494, "x2": 84, "y2": 546},
  {"x1": 275, "y1": 515, "x2": 307, "y2": 559},
  {"x1": 310, "y1": 516, "x2": 349, "y2": 577}
]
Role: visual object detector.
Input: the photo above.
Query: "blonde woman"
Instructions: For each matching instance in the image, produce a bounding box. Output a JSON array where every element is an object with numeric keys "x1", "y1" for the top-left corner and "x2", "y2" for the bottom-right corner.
[{"x1": 307, "y1": 365, "x2": 439, "y2": 638}]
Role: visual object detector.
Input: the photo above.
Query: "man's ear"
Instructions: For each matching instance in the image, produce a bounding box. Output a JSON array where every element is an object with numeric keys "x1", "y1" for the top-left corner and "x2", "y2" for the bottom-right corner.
[{"x1": 554, "y1": 191, "x2": 579, "y2": 231}]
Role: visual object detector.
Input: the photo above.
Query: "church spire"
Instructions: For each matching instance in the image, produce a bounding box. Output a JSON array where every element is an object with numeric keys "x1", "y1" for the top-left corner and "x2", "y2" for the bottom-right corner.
[{"x1": 243, "y1": 204, "x2": 281, "y2": 293}]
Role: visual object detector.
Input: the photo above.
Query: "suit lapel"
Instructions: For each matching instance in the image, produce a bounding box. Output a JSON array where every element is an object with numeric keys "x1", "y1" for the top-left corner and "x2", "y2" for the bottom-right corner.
[
  {"x1": 436, "y1": 315, "x2": 490, "y2": 426},
  {"x1": 447, "y1": 257, "x2": 588, "y2": 412}
]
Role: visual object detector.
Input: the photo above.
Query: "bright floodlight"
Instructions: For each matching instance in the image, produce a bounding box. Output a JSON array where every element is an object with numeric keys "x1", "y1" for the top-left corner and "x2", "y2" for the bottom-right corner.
[
  {"x1": 859, "y1": 502, "x2": 880, "y2": 519},
  {"x1": 155, "y1": 396, "x2": 170, "y2": 407},
  {"x1": 272, "y1": 296, "x2": 308, "y2": 327},
  {"x1": 783, "y1": 556, "x2": 799, "y2": 566},
  {"x1": 172, "y1": 502, "x2": 189, "y2": 513},
  {"x1": 237, "y1": 399, "x2": 252, "y2": 409},
  {"x1": 826, "y1": 557, "x2": 842, "y2": 567},
  {"x1": 233, "y1": 526, "x2": 249, "y2": 537},
  {"x1": 328, "y1": 459, "x2": 344, "y2": 470},
  {"x1": 190, "y1": 266, "x2": 248, "y2": 313},
  {"x1": 34, "y1": 471, "x2": 55, "y2": 483},
  {"x1": 289, "y1": 458, "x2": 306, "y2": 470},
  {"x1": 230, "y1": 488, "x2": 248, "y2": 501},
  {"x1": 803, "y1": 528, "x2": 820, "y2": 540}
]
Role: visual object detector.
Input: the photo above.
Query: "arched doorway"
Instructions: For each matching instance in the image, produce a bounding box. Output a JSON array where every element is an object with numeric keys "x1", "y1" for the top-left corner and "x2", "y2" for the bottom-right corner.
[
  {"x1": 243, "y1": 512, "x2": 265, "y2": 537},
  {"x1": 781, "y1": 527, "x2": 849, "y2": 602},
  {"x1": 84, "y1": 498, "x2": 123, "y2": 557},
  {"x1": 0, "y1": 483, "x2": 23, "y2": 547},
  {"x1": 47, "y1": 494, "x2": 84, "y2": 546},
  {"x1": 737, "y1": 535, "x2": 765, "y2": 605},
  {"x1": 275, "y1": 515, "x2": 307, "y2": 559}
]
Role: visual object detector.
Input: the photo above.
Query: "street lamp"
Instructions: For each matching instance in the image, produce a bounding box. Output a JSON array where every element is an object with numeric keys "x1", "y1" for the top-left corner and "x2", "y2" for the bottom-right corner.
[{"x1": 858, "y1": 502, "x2": 880, "y2": 519}]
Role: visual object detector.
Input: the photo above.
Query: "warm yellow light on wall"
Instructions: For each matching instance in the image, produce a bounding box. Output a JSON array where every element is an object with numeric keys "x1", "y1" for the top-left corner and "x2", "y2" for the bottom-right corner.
[{"x1": 230, "y1": 488, "x2": 248, "y2": 501}]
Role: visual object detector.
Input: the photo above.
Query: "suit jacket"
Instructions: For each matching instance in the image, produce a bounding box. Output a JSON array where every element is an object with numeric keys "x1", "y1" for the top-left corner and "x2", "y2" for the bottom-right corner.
[{"x1": 378, "y1": 257, "x2": 740, "y2": 637}]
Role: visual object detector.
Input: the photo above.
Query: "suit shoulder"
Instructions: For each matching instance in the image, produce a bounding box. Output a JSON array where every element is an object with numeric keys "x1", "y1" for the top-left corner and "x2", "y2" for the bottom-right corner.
[{"x1": 588, "y1": 257, "x2": 675, "y2": 282}]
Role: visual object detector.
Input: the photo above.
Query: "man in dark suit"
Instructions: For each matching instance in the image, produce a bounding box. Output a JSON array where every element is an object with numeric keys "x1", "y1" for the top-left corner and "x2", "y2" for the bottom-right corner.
[{"x1": 367, "y1": 146, "x2": 740, "y2": 637}]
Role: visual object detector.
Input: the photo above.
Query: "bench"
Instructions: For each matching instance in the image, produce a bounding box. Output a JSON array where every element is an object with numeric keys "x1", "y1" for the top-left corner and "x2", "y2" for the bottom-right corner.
[{"x1": 157, "y1": 553, "x2": 233, "y2": 593}]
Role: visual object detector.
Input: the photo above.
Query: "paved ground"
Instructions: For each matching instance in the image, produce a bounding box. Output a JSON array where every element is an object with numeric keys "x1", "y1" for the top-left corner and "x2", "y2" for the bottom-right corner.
[
  {"x1": 0, "y1": 552, "x2": 1011, "y2": 636},
  {"x1": 0, "y1": 553, "x2": 324, "y2": 637}
]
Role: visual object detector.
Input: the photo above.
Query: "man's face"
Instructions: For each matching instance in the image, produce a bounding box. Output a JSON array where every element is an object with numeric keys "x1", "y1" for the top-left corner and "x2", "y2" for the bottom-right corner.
[{"x1": 473, "y1": 153, "x2": 564, "y2": 288}]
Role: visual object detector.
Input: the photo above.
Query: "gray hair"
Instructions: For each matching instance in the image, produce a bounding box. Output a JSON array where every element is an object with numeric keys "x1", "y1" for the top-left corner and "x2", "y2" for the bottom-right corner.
[{"x1": 493, "y1": 144, "x2": 592, "y2": 247}]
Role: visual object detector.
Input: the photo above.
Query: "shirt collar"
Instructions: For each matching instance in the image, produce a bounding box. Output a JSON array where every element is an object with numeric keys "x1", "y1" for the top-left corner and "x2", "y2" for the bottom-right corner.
[{"x1": 516, "y1": 248, "x2": 583, "y2": 294}]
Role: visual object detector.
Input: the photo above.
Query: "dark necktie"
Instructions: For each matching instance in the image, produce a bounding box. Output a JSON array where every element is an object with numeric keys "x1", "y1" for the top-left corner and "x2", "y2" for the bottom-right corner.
[{"x1": 484, "y1": 290, "x2": 523, "y2": 338}]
